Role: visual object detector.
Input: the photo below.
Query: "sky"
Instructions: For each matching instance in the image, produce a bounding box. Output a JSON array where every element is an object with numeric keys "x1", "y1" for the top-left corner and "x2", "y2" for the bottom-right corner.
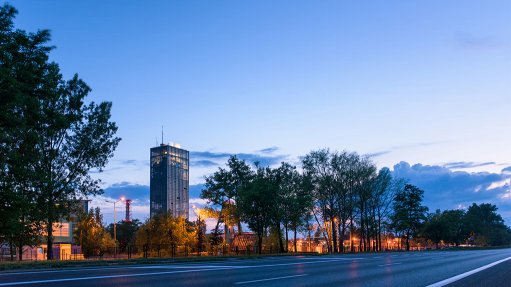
[{"x1": 9, "y1": 1, "x2": 511, "y2": 225}]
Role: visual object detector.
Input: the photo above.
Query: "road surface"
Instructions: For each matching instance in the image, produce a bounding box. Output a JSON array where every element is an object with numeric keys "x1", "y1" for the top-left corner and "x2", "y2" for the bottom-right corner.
[{"x1": 1, "y1": 249, "x2": 510, "y2": 286}]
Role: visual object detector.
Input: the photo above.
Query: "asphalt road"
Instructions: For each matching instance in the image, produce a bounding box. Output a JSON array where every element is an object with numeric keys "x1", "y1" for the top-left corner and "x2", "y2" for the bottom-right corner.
[{"x1": 1, "y1": 249, "x2": 510, "y2": 287}]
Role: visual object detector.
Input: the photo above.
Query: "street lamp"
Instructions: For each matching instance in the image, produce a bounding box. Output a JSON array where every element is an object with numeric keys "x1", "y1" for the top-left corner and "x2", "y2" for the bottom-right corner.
[{"x1": 106, "y1": 197, "x2": 125, "y2": 258}]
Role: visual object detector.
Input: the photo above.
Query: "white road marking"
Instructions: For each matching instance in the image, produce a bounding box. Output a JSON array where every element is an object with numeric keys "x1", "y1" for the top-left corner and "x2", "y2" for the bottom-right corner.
[
  {"x1": 299, "y1": 257, "x2": 365, "y2": 260},
  {"x1": 0, "y1": 268, "x2": 227, "y2": 286},
  {"x1": 0, "y1": 266, "x2": 147, "y2": 276},
  {"x1": 425, "y1": 256, "x2": 511, "y2": 287},
  {"x1": 235, "y1": 274, "x2": 308, "y2": 285},
  {"x1": 132, "y1": 264, "x2": 240, "y2": 269},
  {"x1": 0, "y1": 258, "x2": 359, "y2": 286},
  {"x1": 378, "y1": 262, "x2": 402, "y2": 267}
]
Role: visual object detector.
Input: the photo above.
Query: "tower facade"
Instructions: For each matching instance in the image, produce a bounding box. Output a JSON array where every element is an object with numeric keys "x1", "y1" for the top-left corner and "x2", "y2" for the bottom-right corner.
[{"x1": 150, "y1": 144, "x2": 189, "y2": 219}]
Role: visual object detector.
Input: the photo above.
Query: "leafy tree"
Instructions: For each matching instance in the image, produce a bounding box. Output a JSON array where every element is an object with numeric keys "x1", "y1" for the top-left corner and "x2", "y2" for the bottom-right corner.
[
  {"x1": 464, "y1": 203, "x2": 511, "y2": 246},
  {"x1": 0, "y1": 3, "x2": 48, "y2": 260},
  {"x1": 302, "y1": 149, "x2": 337, "y2": 253},
  {"x1": 237, "y1": 166, "x2": 275, "y2": 254},
  {"x1": 201, "y1": 156, "x2": 253, "y2": 237},
  {"x1": 0, "y1": 4, "x2": 120, "y2": 260},
  {"x1": 75, "y1": 207, "x2": 115, "y2": 258},
  {"x1": 352, "y1": 156, "x2": 377, "y2": 252},
  {"x1": 330, "y1": 151, "x2": 359, "y2": 253},
  {"x1": 107, "y1": 219, "x2": 141, "y2": 252},
  {"x1": 391, "y1": 184, "x2": 428, "y2": 251},
  {"x1": 441, "y1": 209, "x2": 465, "y2": 246},
  {"x1": 277, "y1": 163, "x2": 313, "y2": 252},
  {"x1": 135, "y1": 212, "x2": 196, "y2": 256},
  {"x1": 421, "y1": 210, "x2": 444, "y2": 249},
  {"x1": 370, "y1": 168, "x2": 395, "y2": 251}
]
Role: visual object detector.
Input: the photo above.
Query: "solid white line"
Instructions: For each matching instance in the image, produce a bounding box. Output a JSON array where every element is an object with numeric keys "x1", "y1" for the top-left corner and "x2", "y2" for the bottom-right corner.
[
  {"x1": 132, "y1": 264, "x2": 240, "y2": 269},
  {"x1": 299, "y1": 257, "x2": 365, "y2": 260},
  {"x1": 426, "y1": 256, "x2": 511, "y2": 287},
  {"x1": 235, "y1": 274, "x2": 308, "y2": 285},
  {"x1": 378, "y1": 262, "x2": 402, "y2": 267},
  {"x1": 0, "y1": 266, "x2": 142, "y2": 276},
  {"x1": 0, "y1": 258, "x2": 361, "y2": 286},
  {"x1": 0, "y1": 268, "x2": 227, "y2": 286}
]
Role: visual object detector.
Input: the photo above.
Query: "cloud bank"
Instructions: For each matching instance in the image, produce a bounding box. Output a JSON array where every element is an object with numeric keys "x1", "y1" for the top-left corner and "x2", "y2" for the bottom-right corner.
[
  {"x1": 392, "y1": 161, "x2": 511, "y2": 224},
  {"x1": 191, "y1": 147, "x2": 288, "y2": 168}
]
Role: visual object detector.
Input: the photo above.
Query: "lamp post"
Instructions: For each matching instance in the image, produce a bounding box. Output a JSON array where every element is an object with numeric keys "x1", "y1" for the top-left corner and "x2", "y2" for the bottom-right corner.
[{"x1": 106, "y1": 197, "x2": 124, "y2": 258}]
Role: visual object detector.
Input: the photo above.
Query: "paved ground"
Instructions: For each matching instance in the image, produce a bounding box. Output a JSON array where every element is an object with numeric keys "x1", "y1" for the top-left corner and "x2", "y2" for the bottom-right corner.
[{"x1": 0, "y1": 249, "x2": 510, "y2": 286}]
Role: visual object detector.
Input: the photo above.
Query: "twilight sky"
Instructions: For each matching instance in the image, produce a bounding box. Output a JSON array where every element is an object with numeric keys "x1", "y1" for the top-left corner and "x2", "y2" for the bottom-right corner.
[{"x1": 11, "y1": 1, "x2": 511, "y2": 224}]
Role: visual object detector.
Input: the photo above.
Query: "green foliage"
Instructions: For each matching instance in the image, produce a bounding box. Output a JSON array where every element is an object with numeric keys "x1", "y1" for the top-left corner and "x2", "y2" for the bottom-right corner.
[
  {"x1": 201, "y1": 156, "x2": 253, "y2": 233},
  {"x1": 420, "y1": 204, "x2": 511, "y2": 247},
  {"x1": 135, "y1": 213, "x2": 196, "y2": 255},
  {"x1": 391, "y1": 184, "x2": 428, "y2": 251},
  {"x1": 0, "y1": 3, "x2": 120, "y2": 260},
  {"x1": 74, "y1": 208, "x2": 115, "y2": 258},
  {"x1": 237, "y1": 166, "x2": 274, "y2": 254},
  {"x1": 0, "y1": 3, "x2": 48, "y2": 260},
  {"x1": 464, "y1": 203, "x2": 511, "y2": 246},
  {"x1": 107, "y1": 219, "x2": 141, "y2": 252}
]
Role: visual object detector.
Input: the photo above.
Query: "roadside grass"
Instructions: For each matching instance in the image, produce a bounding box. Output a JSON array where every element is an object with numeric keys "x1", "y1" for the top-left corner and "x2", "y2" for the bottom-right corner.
[{"x1": 0, "y1": 252, "x2": 319, "y2": 271}]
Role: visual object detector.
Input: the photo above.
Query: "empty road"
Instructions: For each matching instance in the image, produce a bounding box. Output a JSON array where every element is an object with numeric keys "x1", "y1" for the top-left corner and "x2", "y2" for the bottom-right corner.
[{"x1": 1, "y1": 249, "x2": 510, "y2": 287}]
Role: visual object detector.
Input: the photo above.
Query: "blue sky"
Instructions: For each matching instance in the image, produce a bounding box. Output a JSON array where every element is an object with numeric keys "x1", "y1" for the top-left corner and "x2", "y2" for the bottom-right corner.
[{"x1": 10, "y1": 1, "x2": 511, "y2": 224}]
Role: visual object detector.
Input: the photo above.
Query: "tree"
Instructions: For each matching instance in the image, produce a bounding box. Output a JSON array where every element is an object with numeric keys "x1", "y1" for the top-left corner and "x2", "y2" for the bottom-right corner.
[
  {"x1": 441, "y1": 209, "x2": 465, "y2": 246},
  {"x1": 135, "y1": 212, "x2": 196, "y2": 257},
  {"x1": 302, "y1": 149, "x2": 337, "y2": 253},
  {"x1": 107, "y1": 219, "x2": 141, "y2": 252},
  {"x1": 421, "y1": 210, "x2": 444, "y2": 249},
  {"x1": 370, "y1": 168, "x2": 395, "y2": 251},
  {"x1": 0, "y1": 4, "x2": 120, "y2": 260},
  {"x1": 201, "y1": 156, "x2": 253, "y2": 237},
  {"x1": 75, "y1": 207, "x2": 115, "y2": 258},
  {"x1": 464, "y1": 203, "x2": 511, "y2": 246},
  {"x1": 391, "y1": 184, "x2": 428, "y2": 251},
  {"x1": 277, "y1": 163, "x2": 313, "y2": 252},
  {"x1": 237, "y1": 166, "x2": 275, "y2": 254},
  {"x1": 330, "y1": 151, "x2": 359, "y2": 253},
  {"x1": 352, "y1": 156, "x2": 377, "y2": 252},
  {"x1": 0, "y1": 3, "x2": 48, "y2": 260}
]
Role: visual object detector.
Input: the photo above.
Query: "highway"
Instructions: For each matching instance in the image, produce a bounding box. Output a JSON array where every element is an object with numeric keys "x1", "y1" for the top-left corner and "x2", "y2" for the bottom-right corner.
[{"x1": 0, "y1": 249, "x2": 510, "y2": 287}]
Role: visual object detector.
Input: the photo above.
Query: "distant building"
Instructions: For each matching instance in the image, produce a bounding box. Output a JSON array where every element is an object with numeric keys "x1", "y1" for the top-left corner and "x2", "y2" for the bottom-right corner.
[
  {"x1": 150, "y1": 143, "x2": 189, "y2": 219},
  {"x1": 12, "y1": 200, "x2": 89, "y2": 261}
]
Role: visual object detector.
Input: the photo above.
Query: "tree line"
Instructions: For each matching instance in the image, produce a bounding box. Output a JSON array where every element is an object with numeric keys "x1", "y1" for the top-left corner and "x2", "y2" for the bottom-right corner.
[{"x1": 201, "y1": 152, "x2": 511, "y2": 254}]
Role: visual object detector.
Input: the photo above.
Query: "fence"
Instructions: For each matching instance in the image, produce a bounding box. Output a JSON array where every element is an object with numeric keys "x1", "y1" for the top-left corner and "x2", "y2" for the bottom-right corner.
[{"x1": 0, "y1": 242, "x2": 295, "y2": 261}]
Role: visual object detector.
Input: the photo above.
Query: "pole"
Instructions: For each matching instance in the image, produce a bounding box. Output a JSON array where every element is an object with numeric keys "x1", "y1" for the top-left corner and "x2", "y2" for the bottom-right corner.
[
  {"x1": 114, "y1": 201, "x2": 117, "y2": 258},
  {"x1": 197, "y1": 213, "x2": 201, "y2": 256}
]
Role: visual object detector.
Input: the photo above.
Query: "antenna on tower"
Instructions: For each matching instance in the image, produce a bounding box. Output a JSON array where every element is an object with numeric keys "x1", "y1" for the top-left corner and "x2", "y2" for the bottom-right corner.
[
  {"x1": 155, "y1": 136, "x2": 159, "y2": 146},
  {"x1": 161, "y1": 125, "x2": 164, "y2": 145}
]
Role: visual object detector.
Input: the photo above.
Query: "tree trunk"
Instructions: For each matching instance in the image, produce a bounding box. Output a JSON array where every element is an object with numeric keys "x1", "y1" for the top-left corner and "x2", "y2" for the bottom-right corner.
[
  {"x1": 332, "y1": 220, "x2": 337, "y2": 253},
  {"x1": 284, "y1": 224, "x2": 289, "y2": 253},
  {"x1": 293, "y1": 228, "x2": 297, "y2": 253},
  {"x1": 9, "y1": 239, "x2": 14, "y2": 261},
  {"x1": 339, "y1": 222, "x2": 344, "y2": 253},
  {"x1": 258, "y1": 234, "x2": 263, "y2": 254},
  {"x1": 276, "y1": 224, "x2": 284, "y2": 253},
  {"x1": 46, "y1": 210, "x2": 54, "y2": 260},
  {"x1": 377, "y1": 218, "x2": 382, "y2": 252},
  {"x1": 406, "y1": 231, "x2": 410, "y2": 251},
  {"x1": 18, "y1": 239, "x2": 23, "y2": 261},
  {"x1": 350, "y1": 219, "x2": 355, "y2": 252}
]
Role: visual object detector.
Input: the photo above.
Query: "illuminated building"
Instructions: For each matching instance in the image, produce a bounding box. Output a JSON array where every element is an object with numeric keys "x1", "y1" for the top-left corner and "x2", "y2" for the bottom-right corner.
[{"x1": 150, "y1": 143, "x2": 189, "y2": 219}]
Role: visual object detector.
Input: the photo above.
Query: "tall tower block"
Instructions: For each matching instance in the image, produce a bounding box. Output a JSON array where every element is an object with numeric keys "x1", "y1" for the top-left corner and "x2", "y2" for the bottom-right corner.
[{"x1": 150, "y1": 143, "x2": 189, "y2": 219}]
